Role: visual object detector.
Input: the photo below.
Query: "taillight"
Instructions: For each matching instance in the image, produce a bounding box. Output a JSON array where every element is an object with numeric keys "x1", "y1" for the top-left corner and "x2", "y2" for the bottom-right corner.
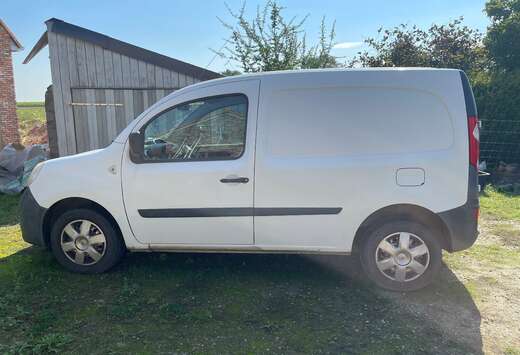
[{"x1": 468, "y1": 116, "x2": 480, "y2": 168}]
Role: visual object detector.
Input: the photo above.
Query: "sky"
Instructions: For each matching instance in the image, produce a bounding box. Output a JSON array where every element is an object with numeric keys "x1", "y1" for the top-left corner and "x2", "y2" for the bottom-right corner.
[{"x1": 3, "y1": 0, "x2": 489, "y2": 101}]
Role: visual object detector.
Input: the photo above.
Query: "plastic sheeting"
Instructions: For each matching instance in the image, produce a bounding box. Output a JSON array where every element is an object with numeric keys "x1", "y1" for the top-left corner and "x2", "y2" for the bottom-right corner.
[{"x1": 0, "y1": 144, "x2": 47, "y2": 195}]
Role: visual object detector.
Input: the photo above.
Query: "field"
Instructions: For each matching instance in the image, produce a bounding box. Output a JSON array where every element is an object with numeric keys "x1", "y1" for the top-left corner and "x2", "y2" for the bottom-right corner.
[
  {"x1": 0, "y1": 188, "x2": 519, "y2": 354},
  {"x1": 16, "y1": 102, "x2": 47, "y2": 146}
]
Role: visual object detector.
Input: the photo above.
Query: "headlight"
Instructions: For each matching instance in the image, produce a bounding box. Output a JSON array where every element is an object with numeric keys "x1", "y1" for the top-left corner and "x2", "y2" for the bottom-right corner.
[{"x1": 27, "y1": 162, "x2": 45, "y2": 186}]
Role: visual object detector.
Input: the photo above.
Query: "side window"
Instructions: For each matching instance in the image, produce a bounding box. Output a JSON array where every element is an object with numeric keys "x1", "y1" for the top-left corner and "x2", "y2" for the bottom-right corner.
[{"x1": 143, "y1": 94, "x2": 247, "y2": 162}]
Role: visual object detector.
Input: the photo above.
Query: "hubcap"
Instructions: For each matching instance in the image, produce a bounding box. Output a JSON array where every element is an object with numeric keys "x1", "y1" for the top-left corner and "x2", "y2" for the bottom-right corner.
[
  {"x1": 60, "y1": 219, "x2": 106, "y2": 266},
  {"x1": 375, "y1": 232, "x2": 430, "y2": 282}
]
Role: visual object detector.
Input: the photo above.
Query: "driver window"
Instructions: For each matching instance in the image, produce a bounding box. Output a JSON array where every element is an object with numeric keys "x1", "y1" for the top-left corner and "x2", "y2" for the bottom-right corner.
[{"x1": 143, "y1": 94, "x2": 247, "y2": 161}]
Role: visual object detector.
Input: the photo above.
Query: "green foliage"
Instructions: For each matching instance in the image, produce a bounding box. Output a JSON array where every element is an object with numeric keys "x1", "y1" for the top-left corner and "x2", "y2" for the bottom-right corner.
[
  {"x1": 351, "y1": 17, "x2": 486, "y2": 76},
  {"x1": 216, "y1": 1, "x2": 338, "y2": 72},
  {"x1": 473, "y1": 58, "x2": 520, "y2": 165},
  {"x1": 220, "y1": 69, "x2": 242, "y2": 76},
  {"x1": 485, "y1": 0, "x2": 520, "y2": 71},
  {"x1": 0, "y1": 334, "x2": 71, "y2": 354}
]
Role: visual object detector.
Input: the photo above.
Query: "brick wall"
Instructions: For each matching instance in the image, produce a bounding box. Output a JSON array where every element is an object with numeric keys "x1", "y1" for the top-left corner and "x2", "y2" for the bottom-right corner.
[{"x1": 0, "y1": 25, "x2": 20, "y2": 145}]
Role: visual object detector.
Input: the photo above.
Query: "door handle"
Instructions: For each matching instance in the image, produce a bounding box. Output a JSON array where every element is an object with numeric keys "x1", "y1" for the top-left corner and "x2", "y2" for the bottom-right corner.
[{"x1": 220, "y1": 177, "x2": 249, "y2": 183}]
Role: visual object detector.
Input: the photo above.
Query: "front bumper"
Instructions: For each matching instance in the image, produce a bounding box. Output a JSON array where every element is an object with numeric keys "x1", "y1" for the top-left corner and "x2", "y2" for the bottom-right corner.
[{"x1": 20, "y1": 188, "x2": 47, "y2": 247}]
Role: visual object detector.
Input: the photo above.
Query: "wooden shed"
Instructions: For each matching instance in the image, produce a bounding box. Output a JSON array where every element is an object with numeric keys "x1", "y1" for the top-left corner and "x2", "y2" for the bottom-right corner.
[{"x1": 24, "y1": 18, "x2": 220, "y2": 157}]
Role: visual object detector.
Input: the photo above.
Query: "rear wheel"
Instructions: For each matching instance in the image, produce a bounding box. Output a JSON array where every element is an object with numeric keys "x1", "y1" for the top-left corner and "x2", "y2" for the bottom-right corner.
[
  {"x1": 359, "y1": 220, "x2": 442, "y2": 291},
  {"x1": 49, "y1": 209, "x2": 125, "y2": 273}
]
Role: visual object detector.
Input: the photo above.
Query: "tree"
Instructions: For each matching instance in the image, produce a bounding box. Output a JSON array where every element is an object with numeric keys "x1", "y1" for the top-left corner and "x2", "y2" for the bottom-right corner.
[
  {"x1": 215, "y1": 1, "x2": 338, "y2": 72},
  {"x1": 220, "y1": 69, "x2": 242, "y2": 76},
  {"x1": 351, "y1": 18, "x2": 486, "y2": 76},
  {"x1": 484, "y1": 0, "x2": 520, "y2": 71}
]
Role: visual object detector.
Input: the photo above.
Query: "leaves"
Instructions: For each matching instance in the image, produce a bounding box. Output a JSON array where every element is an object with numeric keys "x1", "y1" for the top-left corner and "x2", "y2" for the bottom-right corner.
[
  {"x1": 350, "y1": 17, "x2": 486, "y2": 75},
  {"x1": 484, "y1": 0, "x2": 520, "y2": 71},
  {"x1": 214, "y1": 1, "x2": 339, "y2": 72}
]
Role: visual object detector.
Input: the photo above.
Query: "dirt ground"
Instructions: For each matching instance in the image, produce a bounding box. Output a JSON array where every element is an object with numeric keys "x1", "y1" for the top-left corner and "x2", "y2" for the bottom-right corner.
[{"x1": 384, "y1": 218, "x2": 520, "y2": 355}]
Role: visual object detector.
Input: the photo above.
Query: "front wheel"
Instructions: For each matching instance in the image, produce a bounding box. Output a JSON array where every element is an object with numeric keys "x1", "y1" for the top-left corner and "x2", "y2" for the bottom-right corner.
[
  {"x1": 359, "y1": 221, "x2": 442, "y2": 291},
  {"x1": 49, "y1": 209, "x2": 125, "y2": 273}
]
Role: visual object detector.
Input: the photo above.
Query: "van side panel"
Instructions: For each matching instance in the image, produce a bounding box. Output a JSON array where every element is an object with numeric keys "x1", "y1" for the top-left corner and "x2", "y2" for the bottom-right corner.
[{"x1": 254, "y1": 70, "x2": 469, "y2": 251}]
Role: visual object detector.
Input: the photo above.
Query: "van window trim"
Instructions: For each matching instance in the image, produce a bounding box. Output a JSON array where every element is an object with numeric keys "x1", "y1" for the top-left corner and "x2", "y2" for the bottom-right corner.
[{"x1": 134, "y1": 93, "x2": 249, "y2": 164}]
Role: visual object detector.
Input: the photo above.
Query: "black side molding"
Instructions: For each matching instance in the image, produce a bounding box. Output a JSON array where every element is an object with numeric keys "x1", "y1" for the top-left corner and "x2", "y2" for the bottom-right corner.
[
  {"x1": 138, "y1": 207, "x2": 342, "y2": 218},
  {"x1": 459, "y1": 70, "x2": 478, "y2": 117}
]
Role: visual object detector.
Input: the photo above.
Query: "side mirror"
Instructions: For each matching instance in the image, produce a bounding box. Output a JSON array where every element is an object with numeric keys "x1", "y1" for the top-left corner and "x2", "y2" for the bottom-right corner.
[{"x1": 128, "y1": 132, "x2": 144, "y2": 163}]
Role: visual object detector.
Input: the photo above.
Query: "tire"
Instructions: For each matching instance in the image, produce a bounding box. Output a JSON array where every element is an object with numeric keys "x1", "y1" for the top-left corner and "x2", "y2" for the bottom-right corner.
[
  {"x1": 359, "y1": 220, "x2": 442, "y2": 292},
  {"x1": 49, "y1": 209, "x2": 125, "y2": 273}
]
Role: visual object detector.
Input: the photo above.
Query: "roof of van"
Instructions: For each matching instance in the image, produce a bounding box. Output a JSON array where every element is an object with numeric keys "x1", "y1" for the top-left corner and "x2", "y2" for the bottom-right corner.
[{"x1": 175, "y1": 67, "x2": 461, "y2": 94}]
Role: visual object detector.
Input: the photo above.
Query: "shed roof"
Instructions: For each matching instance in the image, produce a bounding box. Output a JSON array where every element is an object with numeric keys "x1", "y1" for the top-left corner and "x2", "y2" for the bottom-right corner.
[
  {"x1": 23, "y1": 18, "x2": 220, "y2": 81},
  {"x1": 0, "y1": 19, "x2": 23, "y2": 51}
]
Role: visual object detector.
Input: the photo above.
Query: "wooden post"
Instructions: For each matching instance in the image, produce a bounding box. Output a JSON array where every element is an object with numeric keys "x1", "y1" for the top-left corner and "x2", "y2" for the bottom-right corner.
[{"x1": 45, "y1": 85, "x2": 59, "y2": 158}]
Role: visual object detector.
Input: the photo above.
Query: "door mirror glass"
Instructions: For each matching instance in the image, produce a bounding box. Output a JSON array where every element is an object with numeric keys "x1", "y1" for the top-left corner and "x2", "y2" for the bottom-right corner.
[
  {"x1": 128, "y1": 132, "x2": 144, "y2": 163},
  {"x1": 142, "y1": 94, "x2": 248, "y2": 162}
]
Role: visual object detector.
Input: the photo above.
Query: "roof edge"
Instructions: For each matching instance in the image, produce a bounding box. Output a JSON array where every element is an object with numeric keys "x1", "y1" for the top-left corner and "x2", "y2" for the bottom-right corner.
[
  {"x1": 44, "y1": 18, "x2": 221, "y2": 80},
  {"x1": 0, "y1": 19, "x2": 23, "y2": 51},
  {"x1": 23, "y1": 31, "x2": 48, "y2": 64}
]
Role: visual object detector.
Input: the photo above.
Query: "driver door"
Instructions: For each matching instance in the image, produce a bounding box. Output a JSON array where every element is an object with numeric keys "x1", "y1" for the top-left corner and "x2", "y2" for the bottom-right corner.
[{"x1": 122, "y1": 79, "x2": 260, "y2": 245}]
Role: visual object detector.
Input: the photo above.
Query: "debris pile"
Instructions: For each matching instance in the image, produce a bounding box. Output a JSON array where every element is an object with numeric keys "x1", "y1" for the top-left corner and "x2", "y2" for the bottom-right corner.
[{"x1": 0, "y1": 143, "x2": 47, "y2": 195}]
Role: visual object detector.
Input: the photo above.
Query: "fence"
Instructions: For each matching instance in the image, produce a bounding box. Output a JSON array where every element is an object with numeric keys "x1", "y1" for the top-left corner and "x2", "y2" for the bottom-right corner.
[{"x1": 480, "y1": 118, "x2": 520, "y2": 169}]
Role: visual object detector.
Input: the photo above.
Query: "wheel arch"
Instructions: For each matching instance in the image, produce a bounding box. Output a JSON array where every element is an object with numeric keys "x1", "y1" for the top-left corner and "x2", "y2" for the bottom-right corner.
[
  {"x1": 42, "y1": 197, "x2": 125, "y2": 249},
  {"x1": 352, "y1": 204, "x2": 452, "y2": 254}
]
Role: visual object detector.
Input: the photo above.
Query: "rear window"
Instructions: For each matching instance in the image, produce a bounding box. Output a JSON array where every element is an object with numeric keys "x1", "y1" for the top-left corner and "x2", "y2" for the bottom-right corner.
[{"x1": 264, "y1": 87, "x2": 453, "y2": 158}]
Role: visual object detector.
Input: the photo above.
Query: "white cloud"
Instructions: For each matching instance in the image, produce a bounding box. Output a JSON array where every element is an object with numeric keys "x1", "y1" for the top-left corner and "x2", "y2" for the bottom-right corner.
[{"x1": 333, "y1": 41, "x2": 363, "y2": 49}]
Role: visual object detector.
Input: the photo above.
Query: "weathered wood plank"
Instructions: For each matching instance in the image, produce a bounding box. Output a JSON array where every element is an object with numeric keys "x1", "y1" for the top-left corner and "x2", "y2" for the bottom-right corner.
[
  {"x1": 138, "y1": 61, "x2": 147, "y2": 88},
  {"x1": 133, "y1": 90, "x2": 144, "y2": 117},
  {"x1": 155, "y1": 66, "x2": 164, "y2": 88},
  {"x1": 106, "y1": 89, "x2": 117, "y2": 140},
  {"x1": 95, "y1": 89, "x2": 108, "y2": 147},
  {"x1": 47, "y1": 31, "x2": 68, "y2": 155},
  {"x1": 171, "y1": 70, "x2": 180, "y2": 88},
  {"x1": 142, "y1": 90, "x2": 149, "y2": 109},
  {"x1": 84, "y1": 42, "x2": 97, "y2": 87},
  {"x1": 124, "y1": 89, "x2": 135, "y2": 124},
  {"x1": 155, "y1": 89, "x2": 165, "y2": 103},
  {"x1": 104, "y1": 49, "x2": 115, "y2": 87},
  {"x1": 56, "y1": 33, "x2": 77, "y2": 154},
  {"x1": 147, "y1": 64, "x2": 155, "y2": 88},
  {"x1": 130, "y1": 58, "x2": 140, "y2": 87},
  {"x1": 94, "y1": 45, "x2": 106, "y2": 87},
  {"x1": 178, "y1": 73, "x2": 187, "y2": 88},
  {"x1": 85, "y1": 89, "x2": 99, "y2": 150},
  {"x1": 121, "y1": 55, "x2": 131, "y2": 87},
  {"x1": 114, "y1": 90, "x2": 126, "y2": 132},
  {"x1": 112, "y1": 53, "x2": 123, "y2": 87},
  {"x1": 148, "y1": 89, "x2": 157, "y2": 107},
  {"x1": 75, "y1": 40, "x2": 88, "y2": 87},
  {"x1": 66, "y1": 37, "x2": 79, "y2": 87},
  {"x1": 71, "y1": 89, "x2": 89, "y2": 152},
  {"x1": 163, "y1": 69, "x2": 172, "y2": 87}
]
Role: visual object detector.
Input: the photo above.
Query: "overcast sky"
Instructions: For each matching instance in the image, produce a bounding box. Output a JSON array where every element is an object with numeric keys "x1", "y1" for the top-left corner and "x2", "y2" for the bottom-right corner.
[{"x1": 3, "y1": 0, "x2": 488, "y2": 101}]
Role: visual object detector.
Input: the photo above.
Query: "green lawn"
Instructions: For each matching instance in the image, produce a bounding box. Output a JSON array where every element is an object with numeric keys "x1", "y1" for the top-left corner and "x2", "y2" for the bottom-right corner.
[
  {"x1": 1, "y1": 188, "x2": 519, "y2": 354},
  {"x1": 16, "y1": 102, "x2": 46, "y2": 146}
]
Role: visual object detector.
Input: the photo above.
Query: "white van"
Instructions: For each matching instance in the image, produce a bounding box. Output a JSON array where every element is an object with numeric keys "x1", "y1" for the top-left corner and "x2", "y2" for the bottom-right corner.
[{"x1": 21, "y1": 68, "x2": 480, "y2": 291}]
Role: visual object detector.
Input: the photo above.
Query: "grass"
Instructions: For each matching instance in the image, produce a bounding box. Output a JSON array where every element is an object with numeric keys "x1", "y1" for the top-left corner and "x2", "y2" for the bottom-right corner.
[
  {"x1": 16, "y1": 101, "x2": 46, "y2": 145},
  {"x1": 1, "y1": 187, "x2": 520, "y2": 353},
  {"x1": 480, "y1": 186, "x2": 520, "y2": 221}
]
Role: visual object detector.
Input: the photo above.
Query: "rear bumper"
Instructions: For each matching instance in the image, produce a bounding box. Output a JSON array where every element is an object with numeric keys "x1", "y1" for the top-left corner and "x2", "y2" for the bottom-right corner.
[
  {"x1": 438, "y1": 201, "x2": 479, "y2": 252},
  {"x1": 20, "y1": 188, "x2": 47, "y2": 247}
]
